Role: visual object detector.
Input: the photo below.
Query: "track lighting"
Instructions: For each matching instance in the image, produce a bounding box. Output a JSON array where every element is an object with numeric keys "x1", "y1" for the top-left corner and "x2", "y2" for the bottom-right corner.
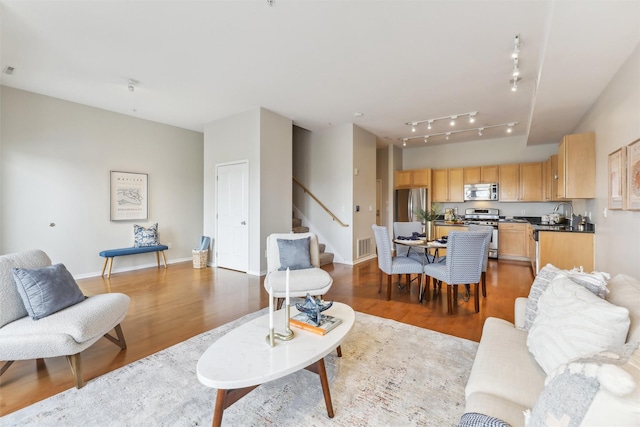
[
  {"x1": 405, "y1": 111, "x2": 477, "y2": 132},
  {"x1": 511, "y1": 34, "x2": 521, "y2": 59},
  {"x1": 512, "y1": 58, "x2": 520, "y2": 77},
  {"x1": 510, "y1": 34, "x2": 522, "y2": 90},
  {"x1": 399, "y1": 122, "x2": 518, "y2": 146}
]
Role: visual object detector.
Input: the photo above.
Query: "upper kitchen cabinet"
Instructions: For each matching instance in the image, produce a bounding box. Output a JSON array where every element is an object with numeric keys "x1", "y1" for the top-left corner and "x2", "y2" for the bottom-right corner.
[
  {"x1": 464, "y1": 165, "x2": 499, "y2": 184},
  {"x1": 557, "y1": 132, "x2": 595, "y2": 199},
  {"x1": 395, "y1": 168, "x2": 431, "y2": 189},
  {"x1": 499, "y1": 162, "x2": 543, "y2": 202},
  {"x1": 432, "y1": 168, "x2": 464, "y2": 202}
]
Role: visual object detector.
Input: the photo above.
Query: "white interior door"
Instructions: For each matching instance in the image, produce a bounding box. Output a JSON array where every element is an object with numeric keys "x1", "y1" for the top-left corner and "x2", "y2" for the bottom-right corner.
[{"x1": 216, "y1": 161, "x2": 249, "y2": 272}]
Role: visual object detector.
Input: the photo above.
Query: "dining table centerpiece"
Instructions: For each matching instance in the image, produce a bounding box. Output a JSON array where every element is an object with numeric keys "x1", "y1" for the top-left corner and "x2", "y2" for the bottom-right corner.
[{"x1": 415, "y1": 202, "x2": 442, "y2": 242}]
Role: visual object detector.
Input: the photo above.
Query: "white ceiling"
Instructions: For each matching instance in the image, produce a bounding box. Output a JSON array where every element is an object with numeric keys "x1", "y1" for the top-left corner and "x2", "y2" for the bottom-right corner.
[{"x1": 1, "y1": 1, "x2": 638, "y2": 149}]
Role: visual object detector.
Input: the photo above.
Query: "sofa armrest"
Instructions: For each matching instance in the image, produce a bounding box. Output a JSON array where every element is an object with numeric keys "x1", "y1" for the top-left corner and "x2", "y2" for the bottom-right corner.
[{"x1": 514, "y1": 297, "x2": 528, "y2": 330}]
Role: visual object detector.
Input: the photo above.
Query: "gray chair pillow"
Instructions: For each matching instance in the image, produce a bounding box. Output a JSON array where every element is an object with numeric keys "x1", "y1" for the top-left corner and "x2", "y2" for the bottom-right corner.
[
  {"x1": 277, "y1": 237, "x2": 313, "y2": 271},
  {"x1": 13, "y1": 263, "x2": 86, "y2": 320}
]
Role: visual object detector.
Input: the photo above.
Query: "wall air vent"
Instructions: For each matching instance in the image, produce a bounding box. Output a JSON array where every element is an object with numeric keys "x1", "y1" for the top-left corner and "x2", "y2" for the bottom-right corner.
[{"x1": 357, "y1": 237, "x2": 372, "y2": 258}]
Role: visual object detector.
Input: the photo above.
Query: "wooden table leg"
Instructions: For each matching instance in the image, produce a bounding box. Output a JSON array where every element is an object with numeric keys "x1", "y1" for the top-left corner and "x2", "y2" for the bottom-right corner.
[
  {"x1": 101, "y1": 258, "x2": 108, "y2": 277},
  {"x1": 212, "y1": 389, "x2": 227, "y2": 427},
  {"x1": 306, "y1": 358, "x2": 334, "y2": 418}
]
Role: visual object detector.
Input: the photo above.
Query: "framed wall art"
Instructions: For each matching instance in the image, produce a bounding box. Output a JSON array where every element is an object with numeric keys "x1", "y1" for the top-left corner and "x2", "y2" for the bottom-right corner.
[
  {"x1": 110, "y1": 171, "x2": 148, "y2": 221},
  {"x1": 608, "y1": 147, "x2": 626, "y2": 210},
  {"x1": 627, "y1": 138, "x2": 640, "y2": 211}
]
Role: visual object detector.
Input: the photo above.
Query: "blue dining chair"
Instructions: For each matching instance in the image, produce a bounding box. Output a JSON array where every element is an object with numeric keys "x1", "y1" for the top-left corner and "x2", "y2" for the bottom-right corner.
[
  {"x1": 372, "y1": 225, "x2": 424, "y2": 300},
  {"x1": 422, "y1": 231, "x2": 487, "y2": 314}
]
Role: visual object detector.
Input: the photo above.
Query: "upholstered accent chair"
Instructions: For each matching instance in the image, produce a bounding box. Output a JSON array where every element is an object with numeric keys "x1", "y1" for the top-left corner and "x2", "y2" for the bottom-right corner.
[
  {"x1": 0, "y1": 250, "x2": 130, "y2": 388},
  {"x1": 422, "y1": 231, "x2": 487, "y2": 314},
  {"x1": 263, "y1": 232, "x2": 333, "y2": 308},
  {"x1": 372, "y1": 225, "x2": 424, "y2": 301},
  {"x1": 467, "y1": 224, "x2": 493, "y2": 297}
]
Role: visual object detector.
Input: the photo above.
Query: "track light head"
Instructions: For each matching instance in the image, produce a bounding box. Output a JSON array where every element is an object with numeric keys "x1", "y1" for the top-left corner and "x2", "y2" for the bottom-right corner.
[
  {"x1": 478, "y1": 128, "x2": 484, "y2": 136},
  {"x1": 427, "y1": 121, "x2": 433, "y2": 130},
  {"x1": 411, "y1": 123, "x2": 417, "y2": 132},
  {"x1": 402, "y1": 138, "x2": 408, "y2": 147},
  {"x1": 445, "y1": 132, "x2": 451, "y2": 140},
  {"x1": 424, "y1": 136, "x2": 429, "y2": 143},
  {"x1": 450, "y1": 116, "x2": 457, "y2": 126},
  {"x1": 469, "y1": 113, "x2": 476, "y2": 123}
]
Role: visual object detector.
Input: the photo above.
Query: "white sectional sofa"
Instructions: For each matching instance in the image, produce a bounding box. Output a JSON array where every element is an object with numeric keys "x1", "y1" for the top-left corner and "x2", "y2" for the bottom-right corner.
[{"x1": 462, "y1": 266, "x2": 640, "y2": 426}]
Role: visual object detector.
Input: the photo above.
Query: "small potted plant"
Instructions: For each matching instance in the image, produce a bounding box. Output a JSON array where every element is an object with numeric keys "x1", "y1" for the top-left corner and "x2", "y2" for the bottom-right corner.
[{"x1": 415, "y1": 202, "x2": 442, "y2": 241}]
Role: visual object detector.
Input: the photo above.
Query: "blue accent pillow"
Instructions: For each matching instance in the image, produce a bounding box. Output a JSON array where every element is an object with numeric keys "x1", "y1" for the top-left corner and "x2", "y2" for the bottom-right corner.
[
  {"x1": 134, "y1": 223, "x2": 159, "y2": 247},
  {"x1": 277, "y1": 237, "x2": 313, "y2": 271},
  {"x1": 12, "y1": 263, "x2": 86, "y2": 320}
]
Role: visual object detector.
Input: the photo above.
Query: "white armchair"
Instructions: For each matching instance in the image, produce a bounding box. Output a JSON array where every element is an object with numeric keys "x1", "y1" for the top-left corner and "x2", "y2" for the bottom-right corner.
[
  {"x1": 263, "y1": 232, "x2": 333, "y2": 308},
  {"x1": 0, "y1": 250, "x2": 130, "y2": 388}
]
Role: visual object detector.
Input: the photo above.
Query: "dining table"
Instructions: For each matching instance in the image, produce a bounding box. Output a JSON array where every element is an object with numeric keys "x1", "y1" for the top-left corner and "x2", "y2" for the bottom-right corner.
[{"x1": 393, "y1": 238, "x2": 448, "y2": 302}]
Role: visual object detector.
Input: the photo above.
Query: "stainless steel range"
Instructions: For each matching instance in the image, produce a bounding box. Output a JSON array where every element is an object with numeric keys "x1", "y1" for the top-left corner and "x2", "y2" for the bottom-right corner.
[{"x1": 464, "y1": 208, "x2": 499, "y2": 258}]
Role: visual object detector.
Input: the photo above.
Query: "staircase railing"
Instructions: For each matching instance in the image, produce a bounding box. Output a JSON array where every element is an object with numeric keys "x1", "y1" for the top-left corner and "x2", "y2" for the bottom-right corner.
[{"x1": 293, "y1": 176, "x2": 349, "y2": 227}]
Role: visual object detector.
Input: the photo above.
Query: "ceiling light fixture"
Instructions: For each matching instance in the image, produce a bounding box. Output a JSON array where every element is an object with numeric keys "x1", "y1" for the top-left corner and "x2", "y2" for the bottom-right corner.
[
  {"x1": 512, "y1": 58, "x2": 520, "y2": 77},
  {"x1": 511, "y1": 34, "x2": 521, "y2": 59},
  {"x1": 405, "y1": 111, "x2": 477, "y2": 131},
  {"x1": 399, "y1": 122, "x2": 519, "y2": 146},
  {"x1": 510, "y1": 77, "x2": 521, "y2": 92},
  {"x1": 127, "y1": 79, "x2": 138, "y2": 92}
]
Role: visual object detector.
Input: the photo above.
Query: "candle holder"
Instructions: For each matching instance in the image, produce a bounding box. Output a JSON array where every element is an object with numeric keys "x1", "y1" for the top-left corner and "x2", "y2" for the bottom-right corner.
[{"x1": 265, "y1": 303, "x2": 295, "y2": 346}]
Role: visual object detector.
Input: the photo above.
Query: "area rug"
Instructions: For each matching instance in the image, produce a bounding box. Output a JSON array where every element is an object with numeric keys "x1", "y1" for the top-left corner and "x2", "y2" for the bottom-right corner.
[{"x1": 2, "y1": 310, "x2": 478, "y2": 426}]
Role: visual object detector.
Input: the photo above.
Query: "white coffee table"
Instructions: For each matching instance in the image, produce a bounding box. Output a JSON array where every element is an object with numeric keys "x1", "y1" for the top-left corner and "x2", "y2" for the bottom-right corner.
[{"x1": 197, "y1": 302, "x2": 355, "y2": 426}]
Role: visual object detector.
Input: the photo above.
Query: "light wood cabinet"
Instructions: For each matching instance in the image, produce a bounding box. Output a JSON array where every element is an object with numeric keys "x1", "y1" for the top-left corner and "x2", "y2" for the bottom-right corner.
[
  {"x1": 464, "y1": 165, "x2": 499, "y2": 184},
  {"x1": 538, "y1": 231, "x2": 594, "y2": 271},
  {"x1": 557, "y1": 132, "x2": 595, "y2": 199},
  {"x1": 499, "y1": 162, "x2": 543, "y2": 202},
  {"x1": 434, "y1": 224, "x2": 468, "y2": 257},
  {"x1": 432, "y1": 168, "x2": 464, "y2": 202},
  {"x1": 498, "y1": 222, "x2": 528, "y2": 260},
  {"x1": 394, "y1": 168, "x2": 431, "y2": 189}
]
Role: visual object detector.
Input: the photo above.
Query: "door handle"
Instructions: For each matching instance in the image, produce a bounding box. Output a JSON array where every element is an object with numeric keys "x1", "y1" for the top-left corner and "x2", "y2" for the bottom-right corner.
[{"x1": 241, "y1": 221, "x2": 246, "y2": 225}]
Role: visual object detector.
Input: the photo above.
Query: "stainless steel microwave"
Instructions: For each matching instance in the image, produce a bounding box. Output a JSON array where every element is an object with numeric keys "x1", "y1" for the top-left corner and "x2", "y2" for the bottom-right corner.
[{"x1": 464, "y1": 183, "x2": 499, "y2": 201}]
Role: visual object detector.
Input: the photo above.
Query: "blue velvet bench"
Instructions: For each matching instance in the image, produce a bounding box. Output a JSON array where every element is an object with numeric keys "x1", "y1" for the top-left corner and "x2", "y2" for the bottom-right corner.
[{"x1": 99, "y1": 245, "x2": 169, "y2": 278}]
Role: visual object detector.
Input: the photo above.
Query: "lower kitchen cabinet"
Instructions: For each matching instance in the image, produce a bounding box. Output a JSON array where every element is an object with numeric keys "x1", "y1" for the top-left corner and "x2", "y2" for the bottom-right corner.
[
  {"x1": 538, "y1": 232, "x2": 594, "y2": 272},
  {"x1": 434, "y1": 225, "x2": 468, "y2": 257},
  {"x1": 498, "y1": 222, "x2": 528, "y2": 261}
]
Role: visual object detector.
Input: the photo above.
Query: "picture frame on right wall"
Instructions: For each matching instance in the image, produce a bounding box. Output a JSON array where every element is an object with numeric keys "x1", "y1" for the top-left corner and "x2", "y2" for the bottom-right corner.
[
  {"x1": 608, "y1": 147, "x2": 626, "y2": 210},
  {"x1": 627, "y1": 138, "x2": 640, "y2": 211}
]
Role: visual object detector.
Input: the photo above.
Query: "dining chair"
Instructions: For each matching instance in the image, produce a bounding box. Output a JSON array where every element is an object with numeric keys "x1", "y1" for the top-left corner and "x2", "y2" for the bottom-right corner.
[
  {"x1": 422, "y1": 231, "x2": 487, "y2": 315},
  {"x1": 467, "y1": 224, "x2": 493, "y2": 297},
  {"x1": 393, "y1": 222, "x2": 435, "y2": 288},
  {"x1": 372, "y1": 225, "x2": 424, "y2": 300}
]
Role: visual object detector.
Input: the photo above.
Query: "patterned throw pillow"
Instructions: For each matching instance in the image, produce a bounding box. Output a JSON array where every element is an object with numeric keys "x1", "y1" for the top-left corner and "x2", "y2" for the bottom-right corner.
[
  {"x1": 525, "y1": 342, "x2": 639, "y2": 427},
  {"x1": 527, "y1": 276, "x2": 630, "y2": 374},
  {"x1": 524, "y1": 264, "x2": 610, "y2": 331},
  {"x1": 134, "y1": 223, "x2": 159, "y2": 247},
  {"x1": 458, "y1": 412, "x2": 511, "y2": 427}
]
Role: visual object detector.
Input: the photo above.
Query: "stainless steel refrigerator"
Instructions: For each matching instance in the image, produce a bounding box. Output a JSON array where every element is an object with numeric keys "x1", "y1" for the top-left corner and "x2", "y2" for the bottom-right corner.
[{"x1": 395, "y1": 187, "x2": 428, "y2": 222}]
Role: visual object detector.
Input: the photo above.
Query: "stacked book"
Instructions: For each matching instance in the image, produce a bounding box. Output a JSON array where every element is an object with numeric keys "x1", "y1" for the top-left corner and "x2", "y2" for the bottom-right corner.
[{"x1": 290, "y1": 312, "x2": 342, "y2": 335}]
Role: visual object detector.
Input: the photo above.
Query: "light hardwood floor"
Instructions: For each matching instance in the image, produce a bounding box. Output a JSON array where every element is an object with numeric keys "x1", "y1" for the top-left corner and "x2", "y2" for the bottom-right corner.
[{"x1": 0, "y1": 257, "x2": 533, "y2": 416}]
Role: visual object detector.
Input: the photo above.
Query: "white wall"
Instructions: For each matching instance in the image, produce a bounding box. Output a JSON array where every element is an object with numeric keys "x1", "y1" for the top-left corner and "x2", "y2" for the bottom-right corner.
[
  {"x1": 203, "y1": 107, "x2": 292, "y2": 275},
  {"x1": 293, "y1": 124, "x2": 354, "y2": 262},
  {"x1": 352, "y1": 125, "x2": 377, "y2": 260},
  {"x1": 574, "y1": 44, "x2": 640, "y2": 277},
  {"x1": 1, "y1": 86, "x2": 204, "y2": 277}
]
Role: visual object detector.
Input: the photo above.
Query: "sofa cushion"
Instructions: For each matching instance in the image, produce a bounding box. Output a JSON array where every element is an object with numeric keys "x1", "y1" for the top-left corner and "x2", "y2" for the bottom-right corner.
[
  {"x1": 464, "y1": 393, "x2": 525, "y2": 427},
  {"x1": 465, "y1": 317, "x2": 546, "y2": 409},
  {"x1": 607, "y1": 274, "x2": 640, "y2": 343},
  {"x1": 13, "y1": 263, "x2": 86, "y2": 320},
  {"x1": 134, "y1": 223, "x2": 159, "y2": 247},
  {"x1": 277, "y1": 237, "x2": 313, "y2": 271},
  {"x1": 527, "y1": 275, "x2": 630, "y2": 374},
  {"x1": 525, "y1": 342, "x2": 640, "y2": 427}
]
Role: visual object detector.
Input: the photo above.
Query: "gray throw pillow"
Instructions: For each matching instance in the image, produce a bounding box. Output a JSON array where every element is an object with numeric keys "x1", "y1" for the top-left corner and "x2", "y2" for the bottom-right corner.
[
  {"x1": 13, "y1": 263, "x2": 86, "y2": 320},
  {"x1": 277, "y1": 237, "x2": 313, "y2": 271}
]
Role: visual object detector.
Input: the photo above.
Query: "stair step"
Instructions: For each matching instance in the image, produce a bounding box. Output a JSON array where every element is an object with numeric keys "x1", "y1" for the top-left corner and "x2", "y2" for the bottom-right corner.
[
  {"x1": 292, "y1": 226, "x2": 309, "y2": 233},
  {"x1": 292, "y1": 218, "x2": 302, "y2": 228},
  {"x1": 319, "y1": 252, "x2": 334, "y2": 266}
]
